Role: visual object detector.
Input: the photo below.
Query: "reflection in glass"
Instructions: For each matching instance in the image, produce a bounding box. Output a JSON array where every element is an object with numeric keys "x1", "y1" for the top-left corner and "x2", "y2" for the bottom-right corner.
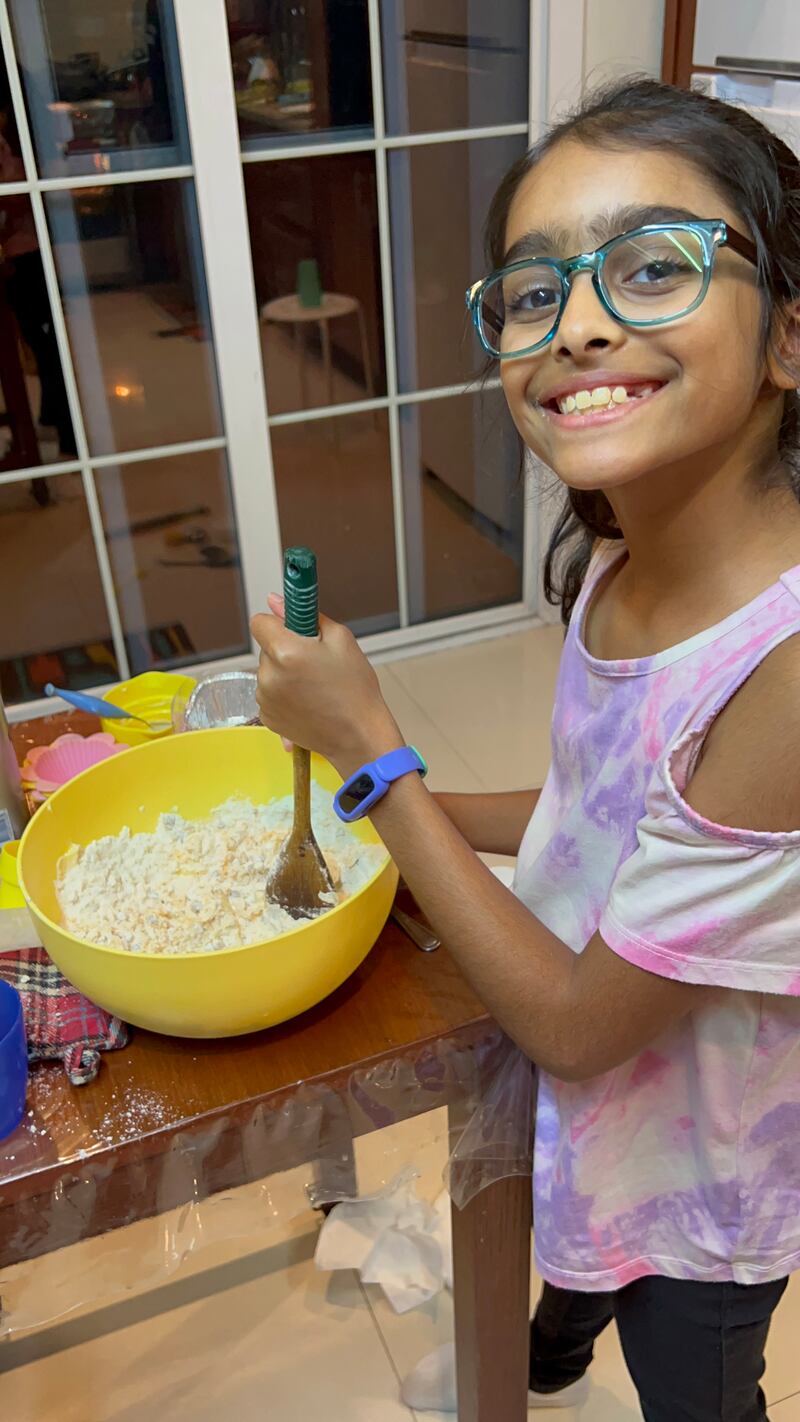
[
  {"x1": 0, "y1": 55, "x2": 22, "y2": 174},
  {"x1": 226, "y1": 0, "x2": 373, "y2": 151},
  {"x1": 0, "y1": 67, "x2": 77, "y2": 473},
  {"x1": 8, "y1": 0, "x2": 189, "y2": 178},
  {"x1": 401, "y1": 388, "x2": 523, "y2": 624},
  {"x1": 269, "y1": 411, "x2": 398, "y2": 634},
  {"x1": 390, "y1": 135, "x2": 527, "y2": 392},
  {"x1": 96, "y1": 451, "x2": 249, "y2": 673},
  {"x1": 0, "y1": 192, "x2": 77, "y2": 472},
  {"x1": 0, "y1": 474, "x2": 117, "y2": 704},
  {"x1": 381, "y1": 2, "x2": 529, "y2": 136},
  {"x1": 46, "y1": 179, "x2": 222, "y2": 456},
  {"x1": 245, "y1": 154, "x2": 385, "y2": 415}
]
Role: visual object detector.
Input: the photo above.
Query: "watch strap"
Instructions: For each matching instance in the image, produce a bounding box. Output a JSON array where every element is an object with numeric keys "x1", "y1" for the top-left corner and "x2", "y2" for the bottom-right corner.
[
  {"x1": 334, "y1": 745, "x2": 427, "y2": 822},
  {"x1": 372, "y1": 746, "x2": 428, "y2": 787}
]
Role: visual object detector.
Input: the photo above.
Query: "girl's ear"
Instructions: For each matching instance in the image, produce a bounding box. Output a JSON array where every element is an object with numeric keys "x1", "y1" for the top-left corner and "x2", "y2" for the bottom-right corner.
[{"x1": 767, "y1": 300, "x2": 800, "y2": 391}]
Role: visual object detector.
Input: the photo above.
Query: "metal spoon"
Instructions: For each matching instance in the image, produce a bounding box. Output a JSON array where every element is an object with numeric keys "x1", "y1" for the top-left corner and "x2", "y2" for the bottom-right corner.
[{"x1": 391, "y1": 906, "x2": 440, "y2": 952}]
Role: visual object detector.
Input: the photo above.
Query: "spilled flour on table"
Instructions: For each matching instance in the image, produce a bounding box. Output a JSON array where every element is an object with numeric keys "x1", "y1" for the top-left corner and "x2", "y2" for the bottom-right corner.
[{"x1": 57, "y1": 789, "x2": 387, "y2": 955}]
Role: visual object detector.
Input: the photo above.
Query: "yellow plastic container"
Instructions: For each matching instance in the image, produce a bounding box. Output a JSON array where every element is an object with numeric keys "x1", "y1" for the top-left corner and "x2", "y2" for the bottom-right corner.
[
  {"x1": 18, "y1": 727, "x2": 398, "y2": 1038},
  {"x1": 100, "y1": 671, "x2": 197, "y2": 747},
  {"x1": 0, "y1": 840, "x2": 24, "y2": 909}
]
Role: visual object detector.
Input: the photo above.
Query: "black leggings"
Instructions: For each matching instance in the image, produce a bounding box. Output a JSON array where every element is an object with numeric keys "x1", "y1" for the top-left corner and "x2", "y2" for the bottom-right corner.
[
  {"x1": 5, "y1": 249, "x2": 76, "y2": 456},
  {"x1": 531, "y1": 1276, "x2": 788, "y2": 1421}
]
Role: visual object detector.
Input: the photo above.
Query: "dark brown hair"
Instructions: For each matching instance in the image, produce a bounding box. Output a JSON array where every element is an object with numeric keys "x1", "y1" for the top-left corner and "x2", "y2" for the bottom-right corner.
[{"x1": 485, "y1": 78, "x2": 800, "y2": 622}]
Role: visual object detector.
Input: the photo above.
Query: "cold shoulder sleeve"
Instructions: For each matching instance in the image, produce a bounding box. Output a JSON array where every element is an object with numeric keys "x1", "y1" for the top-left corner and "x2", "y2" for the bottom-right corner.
[{"x1": 599, "y1": 726, "x2": 800, "y2": 996}]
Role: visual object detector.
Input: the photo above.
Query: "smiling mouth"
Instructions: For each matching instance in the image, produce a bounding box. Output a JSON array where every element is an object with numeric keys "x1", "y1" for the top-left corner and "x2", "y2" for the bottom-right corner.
[{"x1": 538, "y1": 381, "x2": 667, "y2": 424}]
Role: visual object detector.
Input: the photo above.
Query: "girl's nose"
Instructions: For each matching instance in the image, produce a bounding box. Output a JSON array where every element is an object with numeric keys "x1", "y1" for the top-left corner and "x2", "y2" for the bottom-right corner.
[{"x1": 553, "y1": 272, "x2": 625, "y2": 359}]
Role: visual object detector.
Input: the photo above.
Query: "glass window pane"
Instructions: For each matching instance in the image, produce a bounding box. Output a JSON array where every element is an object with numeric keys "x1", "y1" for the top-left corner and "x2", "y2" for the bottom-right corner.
[
  {"x1": 46, "y1": 179, "x2": 223, "y2": 456},
  {"x1": 269, "y1": 410, "x2": 398, "y2": 633},
  {"x1": 246, "y1": 154, "x2": 385, "y2": 416},
  {"x1": 0, "y1": 61, "x2": 78, "y2": 470},
  {"x1": 401, "y1": 388, "x2": 523, "y2": 624},
  {"x1": 0, "y1": 473, "x2": 118, "y2": 704},
  {"x1": 96, "y1": 450, "x2": 249, "y2": 673},
  {"x1": 381, "y1": 1, "x2": 529, "y2": 136},
  {"x1": 390, "y1": 134, "x2": 527, "y2": 392},
  {"x1": 0, "y1": 193, "x2": 78, "y2": 468},
  {"x1": 226, "y1": 0, "x2": 373, "y2": 152},
  {"x1": 9, "y1": 0, "x2": 189, "y2": 178},
  {"x1": 0, "y1": 56, "x2": 23, "y2": 172}
]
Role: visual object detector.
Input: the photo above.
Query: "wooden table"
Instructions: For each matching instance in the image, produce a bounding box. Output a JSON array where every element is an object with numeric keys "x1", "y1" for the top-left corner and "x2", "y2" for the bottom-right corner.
[{"x1": 1, "y1": 715, "x2": 534, "y2": 1420}]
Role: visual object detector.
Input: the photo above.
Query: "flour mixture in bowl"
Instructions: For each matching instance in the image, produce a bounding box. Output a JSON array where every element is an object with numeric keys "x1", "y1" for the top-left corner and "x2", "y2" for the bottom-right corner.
[{"x1": 57, "y1": 789, "x2": 387, "y2": 955}]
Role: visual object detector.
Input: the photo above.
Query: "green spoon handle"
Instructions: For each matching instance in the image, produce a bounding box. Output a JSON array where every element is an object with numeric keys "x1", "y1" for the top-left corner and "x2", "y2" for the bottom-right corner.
[{"x1": 283, "y1": 547, "x2": 319, "y2": 638}]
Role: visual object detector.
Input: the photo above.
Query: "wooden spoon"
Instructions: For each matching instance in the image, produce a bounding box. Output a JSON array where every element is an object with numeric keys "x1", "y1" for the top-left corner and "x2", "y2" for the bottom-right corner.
[{"x1": 264, "y1": 547, "x2": 334, "y2": 919}]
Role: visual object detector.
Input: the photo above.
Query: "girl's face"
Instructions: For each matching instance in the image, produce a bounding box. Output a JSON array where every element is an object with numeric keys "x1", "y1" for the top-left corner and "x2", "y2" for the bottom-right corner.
[{"x1": 500, "y1": 140, "x2": 781, "y2": 494}]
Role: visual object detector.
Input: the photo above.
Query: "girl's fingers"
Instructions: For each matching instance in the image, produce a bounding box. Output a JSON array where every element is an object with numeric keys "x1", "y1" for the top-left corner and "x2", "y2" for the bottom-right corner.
[{"x1": 267, "y1": 592, "x2": 285, "y2": 619}]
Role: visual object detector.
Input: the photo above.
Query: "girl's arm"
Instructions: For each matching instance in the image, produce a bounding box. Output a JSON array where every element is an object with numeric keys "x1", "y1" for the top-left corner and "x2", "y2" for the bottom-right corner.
[
  {"x1": 252, "y1": 610, "x2": 706, "y2": 1082},
  {"x1": 433, "y1": 790, "x2": 540, "y2": 855},
  {"x1": 357, "y1": 771, "x2": 700, "y2": 1082}
]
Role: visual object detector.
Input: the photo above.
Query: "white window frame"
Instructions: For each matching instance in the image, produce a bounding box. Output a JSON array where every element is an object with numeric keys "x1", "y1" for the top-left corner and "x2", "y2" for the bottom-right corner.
[{"x1": 2, "y1": 0, "x2": 583, "y2": 720}]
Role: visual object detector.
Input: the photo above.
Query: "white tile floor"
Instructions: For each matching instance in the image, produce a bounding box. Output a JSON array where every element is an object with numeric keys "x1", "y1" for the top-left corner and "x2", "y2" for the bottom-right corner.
[{"x1": 3, "y1": 624, "x2": 800, "y2": 1419}]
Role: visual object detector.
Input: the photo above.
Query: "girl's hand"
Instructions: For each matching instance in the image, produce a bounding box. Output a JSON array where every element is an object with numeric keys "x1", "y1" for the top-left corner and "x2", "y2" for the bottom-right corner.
[{"x1": 250, "y1": 596, "x2": 403, "y2": 775}]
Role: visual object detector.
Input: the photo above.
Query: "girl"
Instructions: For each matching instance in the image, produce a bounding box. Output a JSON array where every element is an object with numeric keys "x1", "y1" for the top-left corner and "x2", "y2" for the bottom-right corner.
[{"x1": 252, "y1": 79, "x2": 800, "y2": 1421}]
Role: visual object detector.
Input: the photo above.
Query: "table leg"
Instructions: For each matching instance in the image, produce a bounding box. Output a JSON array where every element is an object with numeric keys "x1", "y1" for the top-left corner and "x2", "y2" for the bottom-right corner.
[
  {"x1": 307, "y1": 1089, "x2": 359, "y2": 1211},
  {"x1": 450, "y1": 1167, "x2": 532, "y2": 1421},
  {"x1": 355, "y1": 301, "x2": 378, "y2": 429},
  {"x1": 309, "y1": 1140, "x2": 358, "y2": 1213},
  {"x1": 294, "y1": 321, "x2": 309, "y2": 408},
  {"x1": 319, "y1": 317, "x2": 333, "y2": 408}
]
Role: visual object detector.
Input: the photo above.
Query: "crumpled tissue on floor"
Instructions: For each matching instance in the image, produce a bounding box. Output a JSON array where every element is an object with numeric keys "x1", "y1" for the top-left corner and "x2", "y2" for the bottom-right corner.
[{"x1": 314, "y1": 1168, "x2": 452, "y2": 1313}]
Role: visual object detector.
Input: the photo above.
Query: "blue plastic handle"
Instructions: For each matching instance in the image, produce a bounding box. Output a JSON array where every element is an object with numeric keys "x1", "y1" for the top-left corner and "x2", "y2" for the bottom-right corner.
[{"x1": 43, "y1": 684, "x2": 132, "y2": 721}]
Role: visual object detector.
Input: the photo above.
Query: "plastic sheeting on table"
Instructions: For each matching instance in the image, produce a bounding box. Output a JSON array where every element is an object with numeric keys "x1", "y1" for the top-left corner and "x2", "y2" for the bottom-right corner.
[{"x1": 0, "y1": 1029, "x2": 533, "y2": 1337}]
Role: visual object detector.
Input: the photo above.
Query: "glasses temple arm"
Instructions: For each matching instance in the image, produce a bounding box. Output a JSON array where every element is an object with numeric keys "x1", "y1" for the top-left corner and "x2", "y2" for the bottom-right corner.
[{"x1": 723, "y1": 225, "x2": 759, "y2": 267}]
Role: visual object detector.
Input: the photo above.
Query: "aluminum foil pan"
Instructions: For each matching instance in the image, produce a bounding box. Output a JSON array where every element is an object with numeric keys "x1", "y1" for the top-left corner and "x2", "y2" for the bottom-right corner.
[{"x1": 174, "y1": 671, "x2": 259, "y2": 732}]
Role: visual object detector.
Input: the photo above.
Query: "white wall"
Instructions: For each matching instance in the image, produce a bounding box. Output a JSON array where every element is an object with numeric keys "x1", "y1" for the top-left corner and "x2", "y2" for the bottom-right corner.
[
  {"x1": 583, "y1": 0, "x2": 665, "y2": 88},
  {"x1": 546, "y1": 0, "x2": 665, "y2": 120}
]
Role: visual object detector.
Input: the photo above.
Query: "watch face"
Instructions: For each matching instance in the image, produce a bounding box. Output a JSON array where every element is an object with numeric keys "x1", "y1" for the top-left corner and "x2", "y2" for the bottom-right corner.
[{"x1": 338, "y1": 772, "x2": 376, "y2": 815}]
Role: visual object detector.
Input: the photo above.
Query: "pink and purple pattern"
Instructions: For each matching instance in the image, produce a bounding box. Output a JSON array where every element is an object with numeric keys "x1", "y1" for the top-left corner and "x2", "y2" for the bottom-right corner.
[{"x1": 515, "y1": 545, "x2": 800, "y2": 1291}]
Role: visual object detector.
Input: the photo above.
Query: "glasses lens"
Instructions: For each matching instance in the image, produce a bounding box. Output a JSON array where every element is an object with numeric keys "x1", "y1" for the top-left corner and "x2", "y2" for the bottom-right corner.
[
  {"x1": 479, "y1": 262, "x2": 562, "y2": 355},
  {"x1": 603, "y1": 227, "x2": 706, "y2": 322}
]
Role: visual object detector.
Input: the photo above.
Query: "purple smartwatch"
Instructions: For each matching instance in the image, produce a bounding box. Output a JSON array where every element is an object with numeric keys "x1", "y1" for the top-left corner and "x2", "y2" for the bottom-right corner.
[{"x1": 334, "y1": 746, "x2": 428, "y2": 822}]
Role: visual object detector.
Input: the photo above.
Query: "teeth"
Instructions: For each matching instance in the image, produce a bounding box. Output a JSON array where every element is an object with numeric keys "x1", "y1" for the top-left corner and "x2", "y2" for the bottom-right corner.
[
  {"x1": 553, "y1": 383, "x2": 659, "y2": 416},
  {"x1": 558, "y1": 386, "x2": 618, "y2": 414}
]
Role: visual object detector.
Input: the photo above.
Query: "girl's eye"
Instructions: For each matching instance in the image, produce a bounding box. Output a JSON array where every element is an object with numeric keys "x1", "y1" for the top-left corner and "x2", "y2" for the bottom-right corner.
[
  {"x1": 621, "y1": 257, "x2": 691, "y2": 287},
  {"x1": 505, "y1": 282, "x2": 560, "y2": 316},
  {"x1": 515, "y1": 286, "x2": 558, "y2": 308}
]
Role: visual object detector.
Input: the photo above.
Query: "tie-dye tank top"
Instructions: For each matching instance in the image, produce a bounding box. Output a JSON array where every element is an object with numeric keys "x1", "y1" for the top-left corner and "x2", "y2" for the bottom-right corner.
[{"x1": 514, "y1": 542, "x2": 800, "y2": 1292}]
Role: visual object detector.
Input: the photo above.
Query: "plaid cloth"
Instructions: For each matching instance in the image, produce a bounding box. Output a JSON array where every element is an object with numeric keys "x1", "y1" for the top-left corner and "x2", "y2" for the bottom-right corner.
[{"x1": 0, "y1": 948, "x2": 128, "y2": 1085}]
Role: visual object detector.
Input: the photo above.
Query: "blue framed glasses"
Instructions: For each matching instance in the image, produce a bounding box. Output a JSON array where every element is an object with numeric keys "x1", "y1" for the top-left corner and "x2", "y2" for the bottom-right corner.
[{"x1": 466, "y1": 219, "x2": 759, "y2": 360}]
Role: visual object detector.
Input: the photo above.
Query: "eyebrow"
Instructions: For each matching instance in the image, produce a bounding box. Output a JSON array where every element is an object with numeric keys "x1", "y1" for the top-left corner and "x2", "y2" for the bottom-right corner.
[{"x1": 502, "y1": 205, "x2": 706, "y2": 265}]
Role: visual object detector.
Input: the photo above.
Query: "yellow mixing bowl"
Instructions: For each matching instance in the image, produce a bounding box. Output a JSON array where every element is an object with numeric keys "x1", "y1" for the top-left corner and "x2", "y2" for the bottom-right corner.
[{"x1": 17, "y1": 727, "x2": 398, "y2": 1038}]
